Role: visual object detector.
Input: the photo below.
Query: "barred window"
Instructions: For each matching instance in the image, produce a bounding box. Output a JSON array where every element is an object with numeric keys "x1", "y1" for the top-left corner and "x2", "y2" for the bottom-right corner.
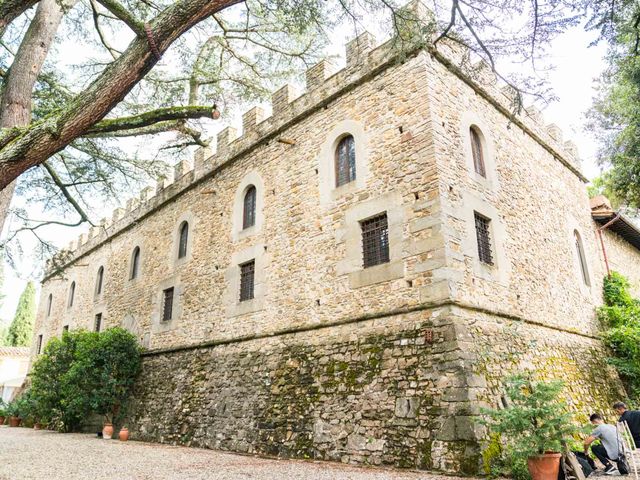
[
  {"x1": 360, "y1": 213, "x2": 390, "y2": 268},
  {"x1": 470, "y1": 127, "x2": 486, "y2": 177},
  {"x1": 130, "y1": 246, "x2": 141, "y2": 280},
  {"x1": 474, "y1": 212, "x2": 493, "y2": 265},
  {"x1": 239, "y1": 260, "x2": 255, "y2": 302},
  {"x1": 36, "y1": 334, "x2": 43, "y2": 355},
  {"x1": 335, "y1": 135, "x2": 356, "y2": 187},
  {"x1": 68, "y1": 281, "x2": 76, "y2": 308},
  {"x1": 178, "y1": 222, "x2": 189, "y2": 259},
  {"x1": 243, "y1": 186, "x2": 257, "y2": 229},
  {"x1": 574, "y1": 230, "x2": 590, "y2": 286},
  {"x1": 47, "y1": 294, "x2": 53, "y2": 317},
  {"x1": 95, "y1": 266, "x2": 104, "y2": 295},
  {"x1": 94, "y1": 313, "x2": 102, "y2": 332},
  {"x1": 162, "y1": 287, "x2": 174, "y2": 321}
]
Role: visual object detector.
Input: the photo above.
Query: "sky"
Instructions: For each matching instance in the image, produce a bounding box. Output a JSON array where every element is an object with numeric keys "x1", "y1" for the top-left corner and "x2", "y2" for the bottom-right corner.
[{"x1": 0, "y1": 20, "x2": 610, "y2": 325}]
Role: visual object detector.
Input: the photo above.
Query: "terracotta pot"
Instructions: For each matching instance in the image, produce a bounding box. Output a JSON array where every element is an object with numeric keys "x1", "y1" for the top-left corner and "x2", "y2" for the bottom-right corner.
[
  {"x1": 8, "y1": 417, "x2": 21, "y2": 428},
  {"x1": 102, "y1": 423, "x2": 114, "y2": 439},
  {"x1": 119, "y1": 427, "x2": 129, "y2": 441},
  {"x1": 33, "y1": 423, "x2": 42, "y2": 430},
  {"x1": 528, "y1": 452, "x2": 562, "y2": 480},
  {"x1": 0, "y1": 416, "x2": 5, "y2": 425}
]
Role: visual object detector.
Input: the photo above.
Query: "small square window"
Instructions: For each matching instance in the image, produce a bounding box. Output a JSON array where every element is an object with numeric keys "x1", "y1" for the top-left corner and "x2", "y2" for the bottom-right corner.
[
  {"x1": 62, "y1": 325, "x2": 69, "y2": 334},
  {"x1": 162, "y1": 287, "x2": 174, "y2": 321},
  {"x1": 360, "y1": 213, "x2": 390, "y2": 268},
  {"x1": 94, "y1": 313, "x2": 102, "y2": 332},
  {"x1": 239, "y1": 260, "x2": 255, "y2": 302},
  {"x1": 474, "y1": 212, "x2": 494, "y2": 265}
]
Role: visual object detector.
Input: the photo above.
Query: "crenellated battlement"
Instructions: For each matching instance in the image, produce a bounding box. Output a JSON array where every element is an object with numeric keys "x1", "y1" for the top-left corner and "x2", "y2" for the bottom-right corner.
[{"x1": 45, "y1": 1, "x2": 584, "y2": 275}]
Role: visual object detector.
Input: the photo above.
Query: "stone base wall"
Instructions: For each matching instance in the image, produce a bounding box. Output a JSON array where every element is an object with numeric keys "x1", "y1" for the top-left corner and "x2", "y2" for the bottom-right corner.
[{"x1": 129, "y1": 305, "x2": 625, "y2": 474}]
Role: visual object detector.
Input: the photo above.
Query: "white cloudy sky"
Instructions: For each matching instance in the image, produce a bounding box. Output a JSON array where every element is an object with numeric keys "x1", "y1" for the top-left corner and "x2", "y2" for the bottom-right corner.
[{"x1": 0, "y1": 20, "x2": 609, "y2": 324}]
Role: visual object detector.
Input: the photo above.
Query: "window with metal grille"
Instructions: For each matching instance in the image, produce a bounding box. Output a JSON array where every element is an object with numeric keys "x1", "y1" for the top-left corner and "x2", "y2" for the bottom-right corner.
[
  {"x1": 239, "y1": 260, "x2": 255, "y2": 302},
  {"x1": 243, "y1": 186, "x2": 257, "y2": 229},
  {"x1": 360, "y1": 213, "x2": 390, "y2": 268},
  {"x1": 95, "y1": 266, "x2": 104, "y2": 295},
  {"x1": 63, "y1": 325, "x2": 69, "y2": 334},
  {"x1": 162, "y1": 287, "x2": 174, "y2": 321},
  {"x1": 94, "y1": 313, "x2": 102, "y2": 332},
  {"x1": 470, "y1": 127, "x2": 486, "y2": 177},
  {"x1": 47, "y1": 294, "x2": 53, "y2": 317},
  {"x1": 36, "y1": 334, "x2": 43, "y2": 354},
  {"x1": 574, "y1": 230, "x2": 590, "y2": 286},
  {"x1": 178, "y1": 222, "x2": 189, "y2": 259},
  {"x1": 130, "y1": 246, "x2": 141, "y2": 279},
  {"x1": 335, "y1": 135, "x2": 356, "y2": 187},
  {"x1": 68, "y1": 281, "x2": 75, "y2": 307},
  {"x1": 474, "y1": 212, "x2": 493, "y2": 265}
]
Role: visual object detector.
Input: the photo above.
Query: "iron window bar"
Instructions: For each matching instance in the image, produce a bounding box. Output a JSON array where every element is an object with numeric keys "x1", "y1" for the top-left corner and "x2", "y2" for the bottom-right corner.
[{"x1": 361, "y1": 213, "x2": 390, "y2": 268}]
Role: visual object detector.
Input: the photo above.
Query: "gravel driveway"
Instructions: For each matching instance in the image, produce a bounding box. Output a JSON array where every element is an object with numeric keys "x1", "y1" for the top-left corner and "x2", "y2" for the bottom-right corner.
[{"x1": 0, "y1": 426, "x2": 473, "y2": 480}]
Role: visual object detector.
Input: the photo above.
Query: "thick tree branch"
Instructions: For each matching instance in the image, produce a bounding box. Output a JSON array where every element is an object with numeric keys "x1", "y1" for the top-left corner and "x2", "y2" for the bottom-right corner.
[
  {"x1": 94, "y1": 0, "x2": 145, "y2": 36},
  {"x1": 0, "y1": 0, "x2": 40, "y2": 38},
  {"x1": 0, "y1": 0, "x2": 242, "y2": 190}
]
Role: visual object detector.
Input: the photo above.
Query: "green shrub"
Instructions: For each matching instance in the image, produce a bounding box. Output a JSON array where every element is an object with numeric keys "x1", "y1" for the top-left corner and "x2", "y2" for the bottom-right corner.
[
  {"x1": 481, "y1": 375, "x2": 580, "y2": 480},
  {"x1": 28, "y1": 327, "x2": 142, "y2": 431},
  {"x1": 598, "y1": 272, "x2": 640, "y2": 400}
]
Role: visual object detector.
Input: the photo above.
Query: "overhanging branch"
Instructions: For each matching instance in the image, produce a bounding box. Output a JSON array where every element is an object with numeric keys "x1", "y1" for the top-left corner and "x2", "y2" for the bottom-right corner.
[{"x1": 95, "y1": 0, "x2": 145, "y2": 36}]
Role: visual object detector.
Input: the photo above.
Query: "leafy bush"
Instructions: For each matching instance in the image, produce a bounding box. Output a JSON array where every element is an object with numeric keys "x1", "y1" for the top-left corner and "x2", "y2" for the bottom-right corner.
[
  {"x1": 28, "y1": 327, "x2": 142, "y2": 432},
  {"x1": 598, "y1": 272, "x2": 640, "y2": 400},
  {"x1": 481, "y1": 375, "x2": 580, "y2": 480}
]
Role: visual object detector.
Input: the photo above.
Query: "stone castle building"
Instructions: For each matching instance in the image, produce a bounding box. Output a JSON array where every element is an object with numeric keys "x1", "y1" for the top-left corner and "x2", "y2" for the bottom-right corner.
[{"x1": 31, "y1": 19, "x2": 640, "y2": 474}]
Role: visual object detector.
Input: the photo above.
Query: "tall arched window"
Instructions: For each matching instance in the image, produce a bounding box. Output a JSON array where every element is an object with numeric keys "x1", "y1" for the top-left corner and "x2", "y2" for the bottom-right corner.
[
  {"x1": 335, "y1": 135, "x2": 356, "y2": 187},
  {"x1": 243, "y1": 186, "x2": 257, "y2": 229},
  {"x1": 470, "y1": 126, "x2": 486, "y2": 177},
  {"x1": 95, "y1": 266, "x2": 104, "y2": 295},
  {"x1": 574, "y1": 230, "x2": 590, "y2": 286},
  {"x1": 47, "y1": 294, "x2": 53, "y2": 317},
  {"x1": 178, "y1": 221, "x2": 189, "y2": 259},
  {"x1": 130, "y1": 246, "x2": 141, "y2": 280},
  {"x1": 68, "y1": 281, "x2": 76, "y2": 307}
]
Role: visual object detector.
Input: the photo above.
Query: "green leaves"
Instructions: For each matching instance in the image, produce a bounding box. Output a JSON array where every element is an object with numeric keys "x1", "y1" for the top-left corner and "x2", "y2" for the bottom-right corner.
[
  {"x1": 6, "y1": 281, "x2": 35, "y2": 346},
  {"x1": 28, "y1": 327, "x2": 141, "y2": 431}
]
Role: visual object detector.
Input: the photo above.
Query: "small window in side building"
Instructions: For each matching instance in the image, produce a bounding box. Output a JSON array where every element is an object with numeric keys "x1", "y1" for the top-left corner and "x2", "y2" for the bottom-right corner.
[
  {"x1": 63, "y1": 325, "x2": 69, "y2": 334},
  {"x1": 36, "y1": 334, "x2": 43, "y2": 354},
  {"x1": 243, "y1": 186, "x2": 257, "y2": 229},
  {"x1": 574, "y1": 230, "x2": 590, "y2": 286},
  {"x1": 68, "y1": 281, "x2": 76, "y2": 308},
  {"x1": 474, "y1": 212, "x2": 494, "y2": 265},
  {"x1": 94, "y1": 313, "x2": 102, "y2": 332},
  {"x1": 360, "y1": 213, "x2": 390, "y2": 268},
  {"x1": 95, "y1": 266, "x2": 104, "y2": 295},
  {"x1": 470, "y1": 126, "x2": 486, "y2": 178},
  {"x1": 239, "y1": 260, "x2": 255, "y2": 302},
  {"x1": 47, "y1": 294, "x2": 53, "y2": 317},
  {"x1": 335, "y1": 135, "x2": 356, "y2": 187},
  {"x1": 178, "y1": 222, "x2": 189, "y2": 259},
  {"x1": 130, "y1": 246, "x2": 141, "y2": 280},
  {"x1": 162, "y1": 287, "x2": 174, "y2": 321}
]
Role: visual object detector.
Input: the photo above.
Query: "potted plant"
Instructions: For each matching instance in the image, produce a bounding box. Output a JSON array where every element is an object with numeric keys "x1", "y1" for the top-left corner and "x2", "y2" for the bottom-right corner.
[
  {"x1": 481, "y1": 375, "x2": 579, "y2": 480},
  {"x1": 0, "y1": 399, "x2": 6, "y2": 425},
  {"x1": 118, "y1": 426, "x2": 129, "y2": 441},
  {"x1": 5, "y1": 398, "x2": 23, "y2": 427}
]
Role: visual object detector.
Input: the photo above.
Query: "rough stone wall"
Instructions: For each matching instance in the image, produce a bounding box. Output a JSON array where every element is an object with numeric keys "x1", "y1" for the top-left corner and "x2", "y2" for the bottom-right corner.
[
  {"x1": 131, "y1": 308, "x2": 480, "y2": 473},
  {"x1": 600, "y1": 228, "x2": 640, "y2": 298}
]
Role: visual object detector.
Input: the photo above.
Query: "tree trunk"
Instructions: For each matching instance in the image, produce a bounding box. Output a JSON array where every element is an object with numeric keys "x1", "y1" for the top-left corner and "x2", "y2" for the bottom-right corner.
[{"x1": 0, "y1": 0, "x2": 74, "y2": 233}]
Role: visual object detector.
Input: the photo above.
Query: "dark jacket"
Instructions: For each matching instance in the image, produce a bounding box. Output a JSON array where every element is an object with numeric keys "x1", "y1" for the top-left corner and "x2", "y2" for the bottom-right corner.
[{"x1": 620, "y1": 410, "x2": 640, "y2": 448}]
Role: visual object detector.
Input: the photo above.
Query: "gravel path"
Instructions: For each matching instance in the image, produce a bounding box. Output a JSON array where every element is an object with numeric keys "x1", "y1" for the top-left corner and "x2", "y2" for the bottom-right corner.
[{"x1": 0, "y1": 426, "x2": 474, "y2": 480}]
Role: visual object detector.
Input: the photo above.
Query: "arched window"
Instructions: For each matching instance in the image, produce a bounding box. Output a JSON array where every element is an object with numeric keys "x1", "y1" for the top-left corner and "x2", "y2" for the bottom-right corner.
[
  {"x1": 68, "y1": 281, "x2": 76, "y2": 307},
  {"x1": 470, "y1": 126, "x2": 486, "y2": 177},
  {"x1": 243, "y1": 186, "x2": 257, "y2": 229},
  {"x1": 130, "y1": 247, "x2": 141, "y2": 280},
  {"x1": 574, "y1": 230, "x2": 590, "y2": 286},
  {"x1": 178, "y1": 221, "x2": 189, "y2": 259},
  {"x1": 335, "y1": 135, "x2": 356, "y2": 187},
  {"x1": 95, "y1": 266, "x2": 104, "y2": 295},
  {"x1": 46, "y1": 294, "x2": 53, "y2": 317}
]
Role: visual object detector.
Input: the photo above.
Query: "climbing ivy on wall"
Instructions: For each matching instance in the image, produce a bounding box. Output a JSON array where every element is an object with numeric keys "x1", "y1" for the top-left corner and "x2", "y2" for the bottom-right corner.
[{"x1": 598, "y1": 272, "x2": 640, "y2": 401}]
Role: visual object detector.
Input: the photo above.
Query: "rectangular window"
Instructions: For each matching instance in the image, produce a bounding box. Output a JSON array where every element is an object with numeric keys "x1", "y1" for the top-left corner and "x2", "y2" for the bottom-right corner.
[
  {"x1": 94, "y1": 313, "x2": 102, "y2": 332},
  {"x1": 239, "y1": 260, "x2": 255, "y2": 302},
  {"x1": 36, "y1": 334, "x2": 43, "y2": 354},
  {"x1": 360, "y1": 213, "x2": 390, "y2": 268},
  {"x1": 474, "y1": 212, "x2": 494, "y2": 265},
  {"x1": 162, "y1": 287, "x2": 174, "y2": 321},
  {"x1": 62, "y1": 325, "x2": 69, "y2": 334}
]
